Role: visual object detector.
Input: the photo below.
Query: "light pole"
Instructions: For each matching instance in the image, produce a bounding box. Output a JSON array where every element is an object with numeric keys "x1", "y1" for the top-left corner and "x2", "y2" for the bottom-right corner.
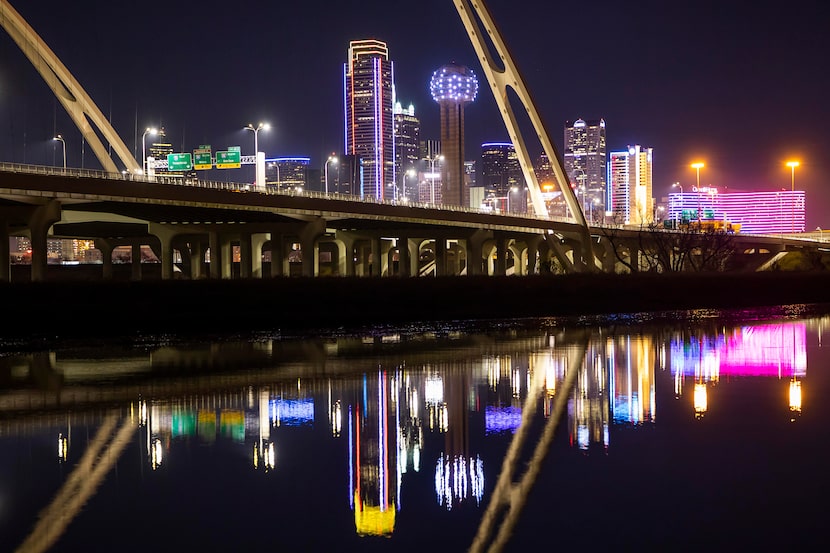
[
  {"x1": 787, "y1": 160, "x2": 800, "y2": 233},
  {"x1": 506, "y1": 186, "x2": 519, "y2": 213},
  {"x1": 53, "y1": 134, "x2": 66, "y2": 170},
  {"x1": 245, "y1": 122, "x2": 270, "y2": 188},
  {"x1": 324, "y1": 155, "x2": 338, "y2": 194},
  {"x1": 429, "y1": 154, "x2": 444, "y2": 204},
  {"x1": 573, "y1": 167, "x2": 587, "y2": 215},
  {"x1": 691, "y1": 162, "x2": 704, "y2": 223},
  {"x1": 141, "y1": 127, "x2": 158, "y2": 176},
  {"x1": 672, "y1": 182, "x2": 683, "y2": 227}
]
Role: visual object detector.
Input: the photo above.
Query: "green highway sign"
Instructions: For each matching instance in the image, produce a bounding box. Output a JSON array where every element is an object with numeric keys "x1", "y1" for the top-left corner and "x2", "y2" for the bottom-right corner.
[
  {"x1": 167, "y1": 153, "x2": 193, "y2": 172},
  {"x1": 193, "y1": 148, "x2": 212, "y2": 170},
  {"x1": 215, "y1": 150, "x2": 241, "y2": 169}
]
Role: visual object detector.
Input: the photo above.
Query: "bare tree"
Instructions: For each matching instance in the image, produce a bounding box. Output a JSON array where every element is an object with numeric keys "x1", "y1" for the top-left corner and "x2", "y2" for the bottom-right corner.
[{"x1": 598, "y1": 223, "x2": 737, "y2": 273}]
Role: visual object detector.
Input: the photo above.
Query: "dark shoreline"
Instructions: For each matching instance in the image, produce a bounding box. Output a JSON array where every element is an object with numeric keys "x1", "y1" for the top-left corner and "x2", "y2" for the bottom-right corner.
[{"x1": 2, "y1": 271, "x2": 830, "y2": 341}]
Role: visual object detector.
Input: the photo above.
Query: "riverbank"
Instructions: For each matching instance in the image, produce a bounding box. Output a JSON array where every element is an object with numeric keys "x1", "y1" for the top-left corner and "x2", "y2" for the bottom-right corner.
[{"x1": 2, "y1": 271, "x2": 830, "y2": 341}]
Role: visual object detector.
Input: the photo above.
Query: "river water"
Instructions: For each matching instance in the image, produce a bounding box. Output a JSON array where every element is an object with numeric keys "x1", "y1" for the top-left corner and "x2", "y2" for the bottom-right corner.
[{"x1": 1, "y1": 304, "x2": 827, "y2": 552}]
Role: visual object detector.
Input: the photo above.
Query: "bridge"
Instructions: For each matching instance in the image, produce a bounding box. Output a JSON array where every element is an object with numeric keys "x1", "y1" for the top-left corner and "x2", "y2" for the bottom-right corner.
[
  {"x1": 0, "y1": 0, "x2": 825, "y2": 283},
  {"x1": 1, "y1": 163, "x2": 821, "y2": 283}
]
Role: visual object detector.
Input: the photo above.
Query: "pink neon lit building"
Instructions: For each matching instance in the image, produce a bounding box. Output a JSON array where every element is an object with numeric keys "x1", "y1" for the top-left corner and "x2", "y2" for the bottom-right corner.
[{"x1": 668, "y1": 188, "x2": 805, "y2": 234}]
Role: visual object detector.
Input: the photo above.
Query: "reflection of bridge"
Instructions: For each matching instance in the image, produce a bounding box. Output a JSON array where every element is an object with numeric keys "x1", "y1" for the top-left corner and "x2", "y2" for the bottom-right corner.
[{"x1": 1, "y1": 164, "x2": 821, "y2": 283}]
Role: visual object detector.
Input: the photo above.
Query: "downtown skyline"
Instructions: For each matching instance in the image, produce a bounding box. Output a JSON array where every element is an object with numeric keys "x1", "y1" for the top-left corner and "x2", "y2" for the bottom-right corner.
[{"x1": 0, "y1": 0, "x2": 827, "y2": 226}]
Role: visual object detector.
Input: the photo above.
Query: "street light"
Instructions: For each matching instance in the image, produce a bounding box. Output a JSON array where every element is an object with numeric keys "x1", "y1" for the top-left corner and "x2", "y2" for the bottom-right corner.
[
  {"x1": 787, "y1": 160, "x2": 800, "y2": 233},
  {"x1": 245, "y1": 122, "x2": 270, "y2": 188},
  {"x1": 141, "y1": 127, "x2": 158, "y2": 175},
  {"x1": 506, "y1": 185, "x2": 519, "y2": 213},
  {"x1": 573, "y1": 167, "x2": 587, "y2": 215},
  {"x1": 691, "y1": 162, "x2": 705, "y2": 223},
  {"x1": 324, "y1": 155, "x2": 338, "y2": 194},
  {"x1": 53, "y1": 134, "x2": 66, "y2": 170},
  {"x1": 429, "y1": 154, "x2": 444, "y2": 204},
  {"x1": 672, "y1": 182, "x2": 683, "y2": 227}
]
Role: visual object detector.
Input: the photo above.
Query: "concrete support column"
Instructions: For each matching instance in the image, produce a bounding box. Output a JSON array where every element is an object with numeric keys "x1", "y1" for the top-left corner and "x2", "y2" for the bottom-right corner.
[
  {"x1": 97, "y1": 239, "x2": 114, "y2": 281},
  {"x1": 526, "y1": 236, "x2": 542, "y2": 275},
  {"x1": 209, "y1": 231, "x2": 221, "y2": 279},
  {"x1": 269, "y1": 232, "x2": 284, "y2": 277},
  {"x1": 380, "y1": 238, "x2": 393, "y2": 276},
  {"x1": 408, "y1": 239, "x2": 421, "y2": 277},
  {"x1": 334, "y1": 233, "x2": 356, "y2": 277},
  {"x1": 28, "y1": 200, "x2": 61, "y2": 282},
  {"x1": 397, "y1": 236, "x2": 411, "y2": 277},
  {"x1": 251, "y1": 233, "x2": 268, "y2": 278},
  {"x1": 435, "y1": 238, "x2": 447, "y2": 276},
  {"x1": 220, "y1": 237, "x2": 233, "y2": 279},
  {"x1": 299, "y1": 218, "x2": 325, "y2": 277},
  {"x1": 0, "y1": 220, "x2": 9, "y2": 282},
  {"x1": 494, "y1": 236, "x2": 507, "y2": 276},
  {"x1": 239, "y1": 231, "x2": 253, "y2": 279},
  {"x1": 148, "y1": 225, "x2": 177, "y2": 280},
  {"x1": 130, "y1": 243, "x2": 143, "y2": 280},
  {"x1": 189, "y1": 241, "x2": 205, "y2": 280},
  {"x1": 370, "y1": 237, "x2": 382, "y2": 276},
  {"x1": 465, "y1": 230, "x2": 489, "y2": 276}
]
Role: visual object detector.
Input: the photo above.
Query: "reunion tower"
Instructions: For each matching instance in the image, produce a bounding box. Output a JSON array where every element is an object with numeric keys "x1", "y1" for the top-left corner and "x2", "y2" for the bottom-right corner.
[{"x1": 430, "y1": 63, "x2": 478, "y2": 207}]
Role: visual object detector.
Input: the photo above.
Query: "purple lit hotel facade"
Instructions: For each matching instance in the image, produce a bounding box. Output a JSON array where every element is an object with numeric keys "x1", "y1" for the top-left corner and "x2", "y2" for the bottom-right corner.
[{"x1": 667, "y1": 187, "x2": 805, "y2": 234}]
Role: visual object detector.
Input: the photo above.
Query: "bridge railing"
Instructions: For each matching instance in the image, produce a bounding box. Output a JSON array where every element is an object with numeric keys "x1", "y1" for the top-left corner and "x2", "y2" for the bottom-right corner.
[{"x1": 0, "y1": 161, "x2": 580, "y2": 225}]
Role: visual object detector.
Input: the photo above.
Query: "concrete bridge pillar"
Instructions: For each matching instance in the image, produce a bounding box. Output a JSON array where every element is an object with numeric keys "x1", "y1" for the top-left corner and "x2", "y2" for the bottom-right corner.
[
  {"x1": 208, "y1": 231, "x2": 221, "y2": 279},
  {"x1": 96, "y1": 239, "x2": 115, "y2": 280},
  {"x1": 130, "y1": 243, "x2": 143, "y2": 280},
  {"x1": 189, "y1": 241, "x2": 205, "y2": 280},
  {"x1": 251, "y1": 233, "x2": 268, "y2": 278},
  {"x1": 370, "y1": 236, "x2": 383, "y2": 276},
  {"x1": 149, "y1": 225, "x2": 177, "y2": 280},
  {"x1": 28, "y1": 200, "x2": 61, "y2": 282},
  {"x1": 220, "y1": 237, "x2": 233, "y2": 279},
  {"x1": 334, "y1": 231, "x2": 357, "y2": 277},
  {"x1": 494, "y1": 235, "x2": 508, "y2": 276},
  {"x1": 397, "y1": 236, "x2": 411, "y2": 277},
  {"x1": 465, "y1": 230, "x2": 490, "y2": 276},
  {"x1": 268, "y1": 232, "x2": 285, "y2": 277},
  {"x1": 0, "y1": 220, "x2": 9, "y2": 282},
  {"x1": 435, "y1": 238, "x2": 447, "y2": 276},
  {"x1": 299, "y1": 218, "x2": 326, "y2": 277},
  {"x1": 525, "y1": 236, "x2": 542, "y2": 275},
  {"x1": 239, "y1": 231, "x2": 253, "y2": 279}
]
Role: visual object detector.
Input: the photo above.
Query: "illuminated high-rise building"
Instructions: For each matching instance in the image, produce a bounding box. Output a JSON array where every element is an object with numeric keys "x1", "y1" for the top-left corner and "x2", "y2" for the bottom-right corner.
[
  {"x1": 344, "y1": 39, "x2": 395, "y2": 200},
  {"x1": 430, "y1": 63, "x2": 478, "y2": 207},
  {"x1": 564, "y1": 118, "x2": 607, "y2": 221},
  {"x1": 480, "y1": 142, "x2": 523, "y2": 211},
  {"x1": 609, "y1": 145, "x2": 654, "y2": 224},
  {"x1": 393, "y1": 102, "x2": 420, "y2": 201},
  {"x1": 265, "y1": 157, "x2": 310, "y2": 191},
  {"x1": 148, "y1": 127, "x2": 173, "y2": 175}
]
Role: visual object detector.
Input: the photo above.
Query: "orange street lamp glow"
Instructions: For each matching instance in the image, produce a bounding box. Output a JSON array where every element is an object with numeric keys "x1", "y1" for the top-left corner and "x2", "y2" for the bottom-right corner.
[
  {"x1": 691, "y1": 162, "x2": 705, "y2": 222},
  {"x1": 786, "y1": 160, "x2": 800, "y2": 233}
]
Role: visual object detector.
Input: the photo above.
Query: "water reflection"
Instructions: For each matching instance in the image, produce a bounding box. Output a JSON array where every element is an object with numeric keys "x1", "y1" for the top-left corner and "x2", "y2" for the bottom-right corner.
[{"x1": 0, "y1": 311, "x2": 827, "y2": 551}]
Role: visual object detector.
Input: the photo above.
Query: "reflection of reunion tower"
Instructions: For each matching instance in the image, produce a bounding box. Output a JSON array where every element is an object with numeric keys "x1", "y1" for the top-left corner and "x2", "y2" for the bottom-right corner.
[{"x1": 430, "y1": 63, "x2": 478, "y2": 206}]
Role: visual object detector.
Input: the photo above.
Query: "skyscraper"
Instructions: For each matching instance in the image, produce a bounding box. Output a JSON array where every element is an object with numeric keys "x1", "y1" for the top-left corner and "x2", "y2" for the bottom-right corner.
[
  {"x1": 343, "y1": 39, "x2": 395, "y2": 201},
  {"x1": 430, "y1": 63, "x2": 478, "y2": 207},
  {"x1": 564, "y1": 118, "x2": 607, "y2": 221},
  {"x1": 480, "y1": 142, "x2": 523, "y2": 212},
  {"x1": 393, "y1": 101, "x2": 420, "y2": 201},
  {"x1": 609, "y1": 145, "x2": 654, "y2": 224}
]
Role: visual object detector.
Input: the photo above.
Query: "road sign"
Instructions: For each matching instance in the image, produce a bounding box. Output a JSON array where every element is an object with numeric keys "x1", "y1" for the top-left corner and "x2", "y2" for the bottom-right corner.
[
  {"x1": 215, "y1": 150, "x2": 241, "y2": 169},
  {"x1": 167, "y1": 153, "x2": 193, "y2": 172},
  {"x1": 194, "y1": 148, "x2": 212, "y2": 170}
]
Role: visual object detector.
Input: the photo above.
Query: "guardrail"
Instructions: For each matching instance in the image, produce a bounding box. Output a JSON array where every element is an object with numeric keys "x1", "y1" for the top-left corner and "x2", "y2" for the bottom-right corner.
[{"x1": 0, "y1": 161, "x2": 577, "y2": 224}]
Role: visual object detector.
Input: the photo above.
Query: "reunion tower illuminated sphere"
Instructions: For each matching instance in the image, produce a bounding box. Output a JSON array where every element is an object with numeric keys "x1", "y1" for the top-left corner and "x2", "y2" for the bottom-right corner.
[
  {"x1": 430, "y1": 64, "x2": 478, "y2": 206},
  {"x1": 430, "y1": 63, "x2": 479, "y2": 104}
]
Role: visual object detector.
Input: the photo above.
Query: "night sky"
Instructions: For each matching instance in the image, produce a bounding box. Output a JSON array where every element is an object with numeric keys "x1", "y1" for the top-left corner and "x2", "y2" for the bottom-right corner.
[{"x1": 1, "y1": 0, "x2": 827, "y2": 226}]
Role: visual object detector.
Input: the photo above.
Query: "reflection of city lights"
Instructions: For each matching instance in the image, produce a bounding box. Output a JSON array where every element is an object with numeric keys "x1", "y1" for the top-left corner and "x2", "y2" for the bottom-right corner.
[
  {"x1": 138, "y1": 400, "x2": 148, "y2": 427},
  {"x1": 789, "y1": 379, "x2": 802, "y2": 419},
  {"x1": 57, "y1": 433, "x2": 68, "y2": 461},
  {"x1": 435, "y1": 453, "x2": 485, "y2": 510},
  {"x1": 253, "y1": 440, "x2": 276, "y2": 471},
  {"x1": 694, "y1": 383, "x2": 708, "y2": 418},
  {"x1": 332, "y1": 400, "x2": 342, "y2": 437},
  {"x1": 425, "y1": 376, "x2": 444, "y2": 404},
  {"x1": 150, "y1": 437, "x2": 163, "y2": 470}
]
